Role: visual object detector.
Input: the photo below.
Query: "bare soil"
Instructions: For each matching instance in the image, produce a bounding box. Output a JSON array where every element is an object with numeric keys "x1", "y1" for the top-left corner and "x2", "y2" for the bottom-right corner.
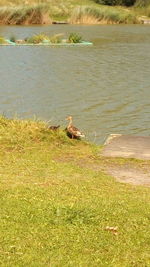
[
  {"x1": 55, "y1": 154, "x2": 150, "y2": 187},
  {"x1": 106, "y1": 164, "x2": 150, "y2": 187}
]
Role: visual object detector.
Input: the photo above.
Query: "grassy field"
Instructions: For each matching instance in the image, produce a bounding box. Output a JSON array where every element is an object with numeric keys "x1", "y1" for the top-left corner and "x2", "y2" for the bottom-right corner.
[
  {"x1": 0, "y1": 0, "x2": 149, "y2": 24},
  {"x1": 0, "y1": 116, "x2": 150, "y2": 266}
]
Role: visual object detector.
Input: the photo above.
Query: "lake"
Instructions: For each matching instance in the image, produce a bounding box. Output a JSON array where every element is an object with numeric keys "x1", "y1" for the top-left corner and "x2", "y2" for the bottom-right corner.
[{"x1": 0, "y1": 24, "x2": 150, "y2": 144}]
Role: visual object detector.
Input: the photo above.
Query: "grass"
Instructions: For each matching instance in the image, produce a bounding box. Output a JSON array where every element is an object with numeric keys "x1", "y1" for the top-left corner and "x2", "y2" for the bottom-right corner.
[
  {"x1": 70, "y1": 5, "x2": 138, "y2": 24},
  {"x1": 0, "y1": 115, "x2": 150, "y2": 266},
  {"x1": 0, "y1": 0, "x2": 145, "y2": 24},
  {"x1": 0, "y1": 4, "x2": 52, "y2": 25},
  {"x1": 26, "y1": 33, "x2": 50, "y2": 44},
  {"x1": 26, "y1": 33, "x2": 64, "y2": 44},
  {"x1": 0, "y1": 33, "x2": 84, "y2": 44},
  {"x1": 133, "y1": 5, "x2": 150, "y2": 18}
]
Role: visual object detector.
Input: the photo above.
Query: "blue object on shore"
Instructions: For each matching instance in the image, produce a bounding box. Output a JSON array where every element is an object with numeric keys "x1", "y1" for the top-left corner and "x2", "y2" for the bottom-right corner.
[{"x1": 5, "y1": 39, "x2": 16, "y2": 45}]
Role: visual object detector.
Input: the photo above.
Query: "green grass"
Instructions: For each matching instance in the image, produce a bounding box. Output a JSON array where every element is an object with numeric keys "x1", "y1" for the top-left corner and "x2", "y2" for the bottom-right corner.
[
  {"x1": 0, "y1": 0, "x2": 144, "y2": 24},
  {"x1": 0, "y1": 4, "x2": 52, "y2": 25},
  {"x1": 0, "y1": 33, "x2": 84, "y2": 44},
  {"x1": 70, "y1": 5, "x2": 138, "y2": 24},
  {"x1": 26, "y1": 33, "x2": 50, "y2": 44},
  {"x1": 133, "y1": 5, "x2": 150, "y2": 18},
  {"x1": 0, "y1": 116, "x2": 150, "y2": 266}
]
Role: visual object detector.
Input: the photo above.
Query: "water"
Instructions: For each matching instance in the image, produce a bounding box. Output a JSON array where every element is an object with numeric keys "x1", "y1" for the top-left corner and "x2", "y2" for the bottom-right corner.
[{"x1": 0, "y1": 24, "x2": 150, "y2": 144}]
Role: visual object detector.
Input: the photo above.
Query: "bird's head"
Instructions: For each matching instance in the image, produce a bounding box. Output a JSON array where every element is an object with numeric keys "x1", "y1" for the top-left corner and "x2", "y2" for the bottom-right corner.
[{"x1": 65, "y1": 116, "x2": 72, "y2": 121}]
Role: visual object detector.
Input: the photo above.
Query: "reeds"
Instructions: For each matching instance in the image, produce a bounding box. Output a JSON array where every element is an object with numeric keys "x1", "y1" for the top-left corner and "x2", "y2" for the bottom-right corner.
[
  {"x1": 70, "y1": 5, "x2": 139, "y2": 24},
  {"x1": 0, "y1": 4, "x2": 52, "y2": 25}
]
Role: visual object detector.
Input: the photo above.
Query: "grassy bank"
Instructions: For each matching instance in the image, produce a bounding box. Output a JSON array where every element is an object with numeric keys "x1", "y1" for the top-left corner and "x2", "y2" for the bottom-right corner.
[
  {"x1": 0, "y1": 116, "x2": 150, "y2": 266},
  {"x1": 0, "y1": 4, "x2": 52, "y2": 25},
  {"x1": 70, "y1": 6, "x2": 138, "y2": 24},
  {"x1": 0, "y1": 0, "x2": 149, "y2": 24}
]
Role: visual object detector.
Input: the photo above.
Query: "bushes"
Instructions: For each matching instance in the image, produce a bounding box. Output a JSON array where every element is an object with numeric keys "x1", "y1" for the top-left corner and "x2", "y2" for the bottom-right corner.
[
  {"x1": 26, "y1": 34, "x2": 49, "y2": 44},
  {"x1": 2, "y1": 33, "x2": 83, "y2": 44},
  {"x1": 94, "y1": 0, "x2": 136, "y2": 6},
  {"x1": 134, "y1": 0, "x2": 150, "y2": 7},
  {"x1": 68, "y1": 33, "x2": 82, "y2": 43}
]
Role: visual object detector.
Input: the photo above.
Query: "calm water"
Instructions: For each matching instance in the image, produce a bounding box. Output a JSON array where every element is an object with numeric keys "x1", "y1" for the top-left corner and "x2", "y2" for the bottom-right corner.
[{"x1": 0, "y1": 25, "x2": 150, "y2": 144}]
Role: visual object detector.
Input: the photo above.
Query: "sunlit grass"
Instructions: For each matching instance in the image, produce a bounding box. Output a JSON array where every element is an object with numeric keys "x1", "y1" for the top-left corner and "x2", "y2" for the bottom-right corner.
[
  {"x1": 0, "y1": 0, "x2": 143, "y2": 24},
  {"x1": 0, "y1": 116, "x2": 150, "y2": 266},
  {"x1": 70, "y1": 5, "x2": 139, "y2": 24},
  {"x1": 0, "y1": 4, "x2": 52, "y2": 25},
  {"x1": 133, "y1": 5, "x2": 150, "y2": 18}
]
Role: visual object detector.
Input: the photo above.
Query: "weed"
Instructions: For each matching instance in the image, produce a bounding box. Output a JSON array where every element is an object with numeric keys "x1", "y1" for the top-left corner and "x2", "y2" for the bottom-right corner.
[
  {"x1": 27, "y1": 33, "x2": 49, "y2": 44},
  {"x1": 49, "y1": 33, "x2": 64, "y2": 43},
  {"x1": 68, "y1": 32, "x2": 82, "y2": 43}
]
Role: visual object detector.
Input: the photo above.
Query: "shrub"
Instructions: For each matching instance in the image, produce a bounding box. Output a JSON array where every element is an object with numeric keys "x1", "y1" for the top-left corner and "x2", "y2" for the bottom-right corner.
[
  {"x1": 94, "y1": 0, "x2": 136, "y2": 6},
  {"x1": 68, "y1": 33, "x2": 82, "y2": 43},
  {"x1": 49, "y1": 34, "x2": 63, "y2": 43},
  {"x1": 27, "y1": 33, "x2": 49, "y2": 44}
]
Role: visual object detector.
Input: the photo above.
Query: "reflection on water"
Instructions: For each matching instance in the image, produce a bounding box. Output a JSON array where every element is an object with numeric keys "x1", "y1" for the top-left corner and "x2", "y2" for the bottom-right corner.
[{"x1": 0, "y1": 25, "x2": 150, "y2": 144}]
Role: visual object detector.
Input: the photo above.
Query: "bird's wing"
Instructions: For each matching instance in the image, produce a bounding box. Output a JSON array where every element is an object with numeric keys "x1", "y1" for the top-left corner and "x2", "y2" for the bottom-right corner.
[{"x1": 68, "y1": 126, "x2": 84, "y2": 136}]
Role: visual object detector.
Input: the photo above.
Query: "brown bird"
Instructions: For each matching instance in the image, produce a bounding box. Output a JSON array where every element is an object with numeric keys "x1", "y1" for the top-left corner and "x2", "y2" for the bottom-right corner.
[
  {"x1": 65, "y1": 116, "x2": 85, "y2": 139},
  {"x1": 49, "y1": 125, "x2": 60, "y2": 131}
]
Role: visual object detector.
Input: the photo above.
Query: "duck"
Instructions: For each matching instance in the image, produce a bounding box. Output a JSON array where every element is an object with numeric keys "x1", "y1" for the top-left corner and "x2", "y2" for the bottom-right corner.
[
  {"x1": 65, "y1": 116, "x2": 85, "y2": 139},
  {"x1": 49, "y1": 125, "x2": 60, "y2": 131}
]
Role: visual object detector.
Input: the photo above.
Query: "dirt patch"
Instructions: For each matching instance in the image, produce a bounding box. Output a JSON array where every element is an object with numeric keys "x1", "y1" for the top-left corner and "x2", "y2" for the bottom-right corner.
[
  {"x1": 106, "y1": 165, "x2": 150, "y2": 187},
  {"x1": 55, "y1": 154, "x2": 150, "y2": 187}
]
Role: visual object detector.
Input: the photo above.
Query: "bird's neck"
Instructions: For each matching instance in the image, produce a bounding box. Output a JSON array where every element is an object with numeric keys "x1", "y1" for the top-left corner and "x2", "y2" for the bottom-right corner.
[{"x1": 68, "y1": 118, "x2": 72, "y2": 127}]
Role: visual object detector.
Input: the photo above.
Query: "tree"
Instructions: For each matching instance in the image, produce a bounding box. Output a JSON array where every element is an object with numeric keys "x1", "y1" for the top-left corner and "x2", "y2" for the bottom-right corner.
[
  {"x1": 135, "y1": 0, "x2": 150, "y2": 7},
  {"x1": 94, "y1": 0, "x2": 136, "y2": 6}
]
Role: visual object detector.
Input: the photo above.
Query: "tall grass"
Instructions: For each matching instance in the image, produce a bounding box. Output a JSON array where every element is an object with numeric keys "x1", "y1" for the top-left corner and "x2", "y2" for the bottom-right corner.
[
  {"x1": 133, "y1": 0, "x2": 150, "y2": 18},
  {"x1": 135, "y1": 6, "x2": 150, "y2": 18},
  {"x1": 0, "y1": 0, "x2": 146, "y2": 24},
  {"x1": 0, "y1": 4, "x2": 52, "y2": 25},
  {"x1": 134, "y1": 0, "x2": 150, "y2": 7},
  {"x1": 70, "y1": 6, "x2": 139, "y2": 24}
]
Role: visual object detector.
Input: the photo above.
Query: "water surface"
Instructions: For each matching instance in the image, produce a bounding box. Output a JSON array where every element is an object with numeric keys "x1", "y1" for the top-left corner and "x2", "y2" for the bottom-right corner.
[{"x1": 0, "y1": 25, "x2": 150, "y2": 143}]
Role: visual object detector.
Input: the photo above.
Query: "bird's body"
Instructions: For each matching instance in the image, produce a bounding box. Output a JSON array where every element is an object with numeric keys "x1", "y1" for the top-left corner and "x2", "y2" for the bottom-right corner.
[
  {"x1": 66, "y1": 116, "x2": 85, "y2": 139},
  {"x1": 49, "y1": 125, "x2": 60, "y2": 131}
]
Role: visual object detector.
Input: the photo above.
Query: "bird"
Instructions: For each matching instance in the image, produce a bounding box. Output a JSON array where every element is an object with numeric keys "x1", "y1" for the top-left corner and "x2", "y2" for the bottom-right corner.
[
  {"x1": 48, "y1": 125, "x2": 60, "y2": 131},
  {"x1": 65, "y1": 116, "x2": 85, "y2": 139}
]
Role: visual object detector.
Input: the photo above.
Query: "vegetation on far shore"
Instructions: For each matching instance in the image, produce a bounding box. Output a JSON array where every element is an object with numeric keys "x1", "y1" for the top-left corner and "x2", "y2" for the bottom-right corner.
[
  {"x1": 0, "y1": 0, "x2": 150, "y2": 25},
  {"x1": 0, "y1": 116, "x2": 150, "y2": 266}
]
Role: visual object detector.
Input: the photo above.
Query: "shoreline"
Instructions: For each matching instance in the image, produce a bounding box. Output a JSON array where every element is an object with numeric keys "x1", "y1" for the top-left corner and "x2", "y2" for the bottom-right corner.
[
  {"x1": 0, "y1": 3, "x2": 149, "y2": 26},
  {"x1": 1, "y1": 116, "x2": 150, "y2": 187}
]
